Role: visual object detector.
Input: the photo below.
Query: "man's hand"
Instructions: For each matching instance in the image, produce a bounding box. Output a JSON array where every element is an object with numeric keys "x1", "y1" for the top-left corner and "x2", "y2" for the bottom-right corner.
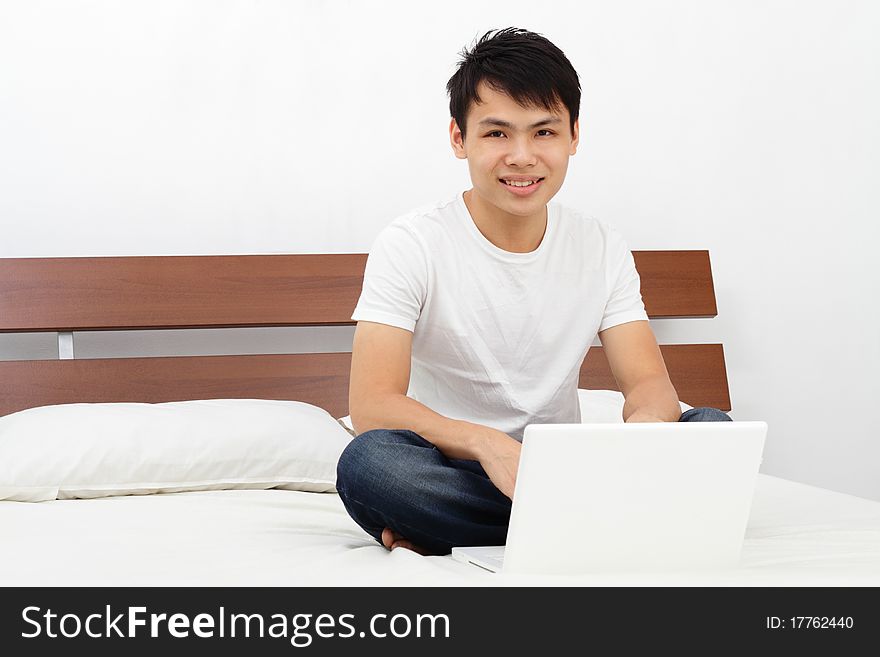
[{"x1": 470, "y1": 426, "x2": 522, "y2": 500}]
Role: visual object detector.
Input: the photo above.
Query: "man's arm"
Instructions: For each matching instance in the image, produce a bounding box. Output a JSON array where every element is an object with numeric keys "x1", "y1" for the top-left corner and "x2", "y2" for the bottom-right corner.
[
  {"x1": 348, "y1": 321, "x2": 521, "y2": 498},
  {"x1": 598, "y1": 320, "x2": 682, "y2": 423}
]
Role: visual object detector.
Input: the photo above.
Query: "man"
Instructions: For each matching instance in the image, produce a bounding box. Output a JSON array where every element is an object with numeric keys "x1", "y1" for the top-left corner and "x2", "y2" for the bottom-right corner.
[{"x1": 336, "y1": 27, "x2": 730, "y2": 556}]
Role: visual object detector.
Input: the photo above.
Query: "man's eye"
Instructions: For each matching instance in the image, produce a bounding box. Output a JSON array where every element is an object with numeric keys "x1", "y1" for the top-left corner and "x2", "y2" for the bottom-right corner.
[
  {"x1": 486, "y1": 131, "x2": 505, "y2": 138},
  {"x1": 537, "y1": 130, "x2": 555, "y2": 136}
]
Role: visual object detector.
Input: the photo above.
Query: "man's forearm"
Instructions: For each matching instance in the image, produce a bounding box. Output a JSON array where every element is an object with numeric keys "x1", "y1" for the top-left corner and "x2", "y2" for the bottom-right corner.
[
  {"x1": 350, "y1": 393, "x2": 489, "y2": 460},
  {"x1": 622, "y1": 374, "x2": 682, "y2": 422}
]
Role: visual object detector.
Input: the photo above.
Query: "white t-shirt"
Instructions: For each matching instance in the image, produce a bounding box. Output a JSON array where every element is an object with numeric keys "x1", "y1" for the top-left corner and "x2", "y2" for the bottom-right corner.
[{"x1": 351, "y1": 191, "x2": 649, "y2": 442}]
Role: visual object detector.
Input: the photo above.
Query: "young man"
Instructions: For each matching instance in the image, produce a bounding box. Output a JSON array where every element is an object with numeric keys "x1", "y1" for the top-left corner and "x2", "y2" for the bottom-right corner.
[{"x1": 336, "y1": 27, "x2": 730, "y2": 556}]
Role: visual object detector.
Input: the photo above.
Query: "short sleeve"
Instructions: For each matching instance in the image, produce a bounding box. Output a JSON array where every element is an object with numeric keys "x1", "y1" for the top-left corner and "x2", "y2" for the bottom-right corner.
[
  {"x1": 351, "y1": 221, "x2": 427, "y2": 333},
  {"x1": 599, "y1": 229, "x2": 649, "y2": 332}
]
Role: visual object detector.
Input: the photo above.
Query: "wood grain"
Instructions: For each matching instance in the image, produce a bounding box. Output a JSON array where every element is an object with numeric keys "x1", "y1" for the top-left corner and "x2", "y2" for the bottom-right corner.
[
  {"x1": 0, "y1": 344, "x2": 729, "y2": 418},
  {"x1": 0, "y1": 353, "x2": 353, "y2": 419},
  {"x1": 0, "y1": 251, "x2": 715, "y2": 332}
]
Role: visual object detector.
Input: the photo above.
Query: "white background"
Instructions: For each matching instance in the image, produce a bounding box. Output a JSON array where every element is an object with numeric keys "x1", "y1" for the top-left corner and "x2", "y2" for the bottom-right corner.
[{"x1": 1, "y1": 1, "x2": 877, "y2": 499}]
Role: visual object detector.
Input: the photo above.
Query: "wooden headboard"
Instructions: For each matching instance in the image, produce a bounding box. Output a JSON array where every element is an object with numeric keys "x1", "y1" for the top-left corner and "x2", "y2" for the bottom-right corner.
[{"x1": 0, "y1": 251, "x2": 730, "y2": 419}]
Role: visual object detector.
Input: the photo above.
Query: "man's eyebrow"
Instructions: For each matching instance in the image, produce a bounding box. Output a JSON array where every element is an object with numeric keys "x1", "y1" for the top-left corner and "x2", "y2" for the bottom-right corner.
[{"x1": 477, "y1": 116, "x2": 563, "y2": 129}]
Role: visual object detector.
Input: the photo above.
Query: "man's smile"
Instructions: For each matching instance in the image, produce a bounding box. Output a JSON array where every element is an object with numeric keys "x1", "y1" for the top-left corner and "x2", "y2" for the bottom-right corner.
[{"x1": 498, "y1": 176, "x2": 545, "y2": 196}]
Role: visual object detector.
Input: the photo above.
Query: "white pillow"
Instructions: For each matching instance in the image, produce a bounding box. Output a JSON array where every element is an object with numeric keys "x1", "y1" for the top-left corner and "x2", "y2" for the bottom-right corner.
[
  {"x1": 0, "y1": 399, "x2": 353, "y2": 503},
  {"x1": 335, "y1": 391, "x2": 694, "y2": 433}
]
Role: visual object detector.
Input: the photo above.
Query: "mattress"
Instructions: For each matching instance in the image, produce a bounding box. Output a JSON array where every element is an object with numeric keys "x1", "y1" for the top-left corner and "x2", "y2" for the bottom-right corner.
[{"x1": 2, "y1": 473, "x2": 878, "y2": 586}]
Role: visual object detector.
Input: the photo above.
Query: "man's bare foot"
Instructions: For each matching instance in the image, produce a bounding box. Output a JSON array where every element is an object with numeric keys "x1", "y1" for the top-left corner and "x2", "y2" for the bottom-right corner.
[{"x1": 381, "y1": 527, "x2": 430, "y2": 555}]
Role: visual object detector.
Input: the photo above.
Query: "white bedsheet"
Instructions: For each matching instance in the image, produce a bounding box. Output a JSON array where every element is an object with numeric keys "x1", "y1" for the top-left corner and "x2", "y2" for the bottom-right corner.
[{"x1": 2, "y1": 473, "x2": 879, "y2": 586}]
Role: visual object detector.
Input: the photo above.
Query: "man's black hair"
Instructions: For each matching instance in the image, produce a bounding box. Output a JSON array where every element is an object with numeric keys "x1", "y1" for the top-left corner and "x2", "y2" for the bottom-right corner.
[{"x1": 446, "y1": 27, "x2": 581, "y2": 140}]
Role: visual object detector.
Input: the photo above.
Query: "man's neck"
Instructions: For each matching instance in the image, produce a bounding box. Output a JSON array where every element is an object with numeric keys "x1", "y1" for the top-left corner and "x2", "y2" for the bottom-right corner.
[{"x1": 462, "y1": 189, "x2": 548, "y2": 254}]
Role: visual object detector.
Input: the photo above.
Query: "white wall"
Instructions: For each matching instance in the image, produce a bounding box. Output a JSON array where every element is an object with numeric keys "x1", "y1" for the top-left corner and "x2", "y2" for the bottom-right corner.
[{"x1": 1, "y1": 1, "x2": 878, "y2": 499}]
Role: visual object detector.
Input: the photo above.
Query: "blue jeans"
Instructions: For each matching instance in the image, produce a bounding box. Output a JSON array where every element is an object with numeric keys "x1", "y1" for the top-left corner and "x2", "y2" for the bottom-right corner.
[{"x1": 335, "y1": 407, "x2": 732, "y2": 555}]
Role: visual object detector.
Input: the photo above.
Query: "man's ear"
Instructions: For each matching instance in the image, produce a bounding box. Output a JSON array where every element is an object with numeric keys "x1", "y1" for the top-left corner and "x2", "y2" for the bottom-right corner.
[
  {"x1": 570, "y1": 118, "x2": 580, "y2": 156},
  {"x1": 450, "y1": 118, "x2": 467, "y2": 160}
]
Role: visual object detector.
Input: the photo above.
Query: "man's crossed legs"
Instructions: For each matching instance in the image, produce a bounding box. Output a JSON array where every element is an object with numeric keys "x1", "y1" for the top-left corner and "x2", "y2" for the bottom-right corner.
[{"x1": 336, "y1": 407, "x2": 732, "y2": 555}]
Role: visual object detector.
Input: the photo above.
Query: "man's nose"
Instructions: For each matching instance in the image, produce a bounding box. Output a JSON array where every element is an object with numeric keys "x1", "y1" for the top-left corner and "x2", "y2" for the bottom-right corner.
[{"x1": 504, "y1": 136, "x2": 538, "y2": 167}]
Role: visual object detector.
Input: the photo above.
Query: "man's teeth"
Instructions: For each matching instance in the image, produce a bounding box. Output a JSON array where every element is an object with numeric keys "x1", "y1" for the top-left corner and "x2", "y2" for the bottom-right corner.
[{"x1": 503, "y1": 179, "x2": 540, "y2": 187}]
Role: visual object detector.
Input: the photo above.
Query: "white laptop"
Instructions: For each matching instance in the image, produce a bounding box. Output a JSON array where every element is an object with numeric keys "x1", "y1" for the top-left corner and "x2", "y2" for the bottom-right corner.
[{"x1": 451, "y1": 421, "x2": 767, "y2": 575}]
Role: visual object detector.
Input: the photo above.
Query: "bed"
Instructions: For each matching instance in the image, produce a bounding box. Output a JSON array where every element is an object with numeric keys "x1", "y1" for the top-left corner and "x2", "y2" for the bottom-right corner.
[{"x1": 1, "y1": 252, "x2": 878, "y2": 586}]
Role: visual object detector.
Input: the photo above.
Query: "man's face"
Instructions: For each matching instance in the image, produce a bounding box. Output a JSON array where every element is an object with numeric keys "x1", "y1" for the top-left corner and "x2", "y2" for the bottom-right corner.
[{"x1": 450, "y1": 81, "x2": 579, "y2": 219}]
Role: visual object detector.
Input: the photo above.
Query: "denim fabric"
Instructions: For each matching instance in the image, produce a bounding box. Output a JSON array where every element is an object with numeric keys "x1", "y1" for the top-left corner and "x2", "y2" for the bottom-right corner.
[{"x1": 336, "y1": 406, "x2": 733, "y2": 554}]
